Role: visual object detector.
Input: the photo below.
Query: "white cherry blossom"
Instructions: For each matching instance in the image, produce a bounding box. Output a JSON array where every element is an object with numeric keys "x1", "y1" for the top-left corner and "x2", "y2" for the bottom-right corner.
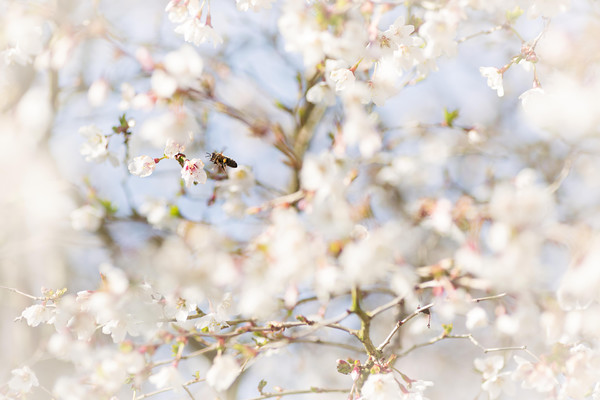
[{"x1": 128, "y1": 155, "x2": 156, "y2": 177}]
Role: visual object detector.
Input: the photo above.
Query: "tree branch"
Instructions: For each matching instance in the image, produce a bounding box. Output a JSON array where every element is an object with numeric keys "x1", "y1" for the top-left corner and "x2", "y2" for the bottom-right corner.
[
  {"x1": 377, "y1": 303, "x2": 434, "y2": 352},
  {"x1": 245, "y1": 387, "x2": 348, "y2": 400}
]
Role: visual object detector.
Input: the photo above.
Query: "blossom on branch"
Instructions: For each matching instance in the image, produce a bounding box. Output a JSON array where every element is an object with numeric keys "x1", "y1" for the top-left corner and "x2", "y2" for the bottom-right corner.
[
  {"x1": 128, "y1": 155, "x2": 156, "y2": 177},
  {"x1": 480, "y1": 67, "x2": 505, "y2": 97},
  {"x1": 181, "y1": 158, "x2": 207, "y2": 187}
]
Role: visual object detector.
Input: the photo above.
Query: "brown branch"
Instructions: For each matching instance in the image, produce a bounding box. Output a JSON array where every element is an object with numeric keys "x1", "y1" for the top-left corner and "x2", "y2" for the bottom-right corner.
[
  {"x1": 245, "y1": 387, "x2": 348, "y2": 400},
  {"x1": 368, "y1": 295, "x2": 404, "y2": 318},
  {"x1": 377, "y1": 303, "x2": 434, "y2": 352}
]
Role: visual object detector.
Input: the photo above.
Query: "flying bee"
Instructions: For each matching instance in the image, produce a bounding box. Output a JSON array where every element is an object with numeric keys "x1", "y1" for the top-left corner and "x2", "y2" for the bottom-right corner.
[{"x1": 206, "y1": 151, "x2": 238, "y2": 173}]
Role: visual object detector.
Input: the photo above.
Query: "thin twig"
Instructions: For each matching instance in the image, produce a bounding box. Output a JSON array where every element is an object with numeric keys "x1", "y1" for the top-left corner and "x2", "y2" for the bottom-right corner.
[
  {"x1": 471, "y1": 293, "x2": 506, "y2": 303},
  {"x1": 457, "y1": 24, "x2": 505, "y2": 43},
  {"x1": 397, "y1": 333, "x2": 537, "y2": 361},
  {"x1": 396, "y1": 332, "x2": 447, "y2": 358},
  {"x1": 245, "y1": 387, "x2": 348, "y2": 400},
  {"x1": 0, "y1": 286, "x2": 44, "y2": 301},
  {"x1": 368, "y1": 295, "x2": 404, "y2": 318},
  {"x1": 377, "y1": 303, "x2": 434, "y2": 352},
  {"x1": 288, "y1": 338, "x2": 363, "y2": 353},
  {"x1": 151, "y1": 345, "x2": 218, "y2": 368},
  {"x1": 446, "y1": 334, "x2": 538, "y2": 360},
  {"x1": 547, "y1": 154, "x2": 575, "y2": 194},
  {"x1": 248, "y1": 190, "x2": 306, "y2": 214},
  {"x1": 135, "y1": 378, "x2": 205, "y2": 400},
  {"x1": 183, "y1": 385, "x2": 195, "y2": 400}
]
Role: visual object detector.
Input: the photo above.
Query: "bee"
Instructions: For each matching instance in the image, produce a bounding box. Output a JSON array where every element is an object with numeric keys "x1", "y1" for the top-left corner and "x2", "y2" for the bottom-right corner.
[{"x1": 206, "y1": 151, "x2": 238, "y2": 172}]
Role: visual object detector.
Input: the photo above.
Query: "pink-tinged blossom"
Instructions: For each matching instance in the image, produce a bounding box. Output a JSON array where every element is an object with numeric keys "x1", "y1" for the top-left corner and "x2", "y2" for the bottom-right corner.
[
  {"x1": 127, "y1": 156, "x2": 156, "y2": 178},
  {"x1": 206, "y1": 354, "x2": 240, "y2": 392},
  {"x1": 511, "y1": 356, "x2": 558, "y2": 393},
  {"x1": 70, "y1": 204, "x2": 105, "y2": 232},
  {"x1": 20, "y1": 304, "x2": 55, "y2": 327},
  {"x1": 480, "y1": 67, "x2": 504, "y2": 97},
  {"x1": 181, "y1": 158, "x2": 207, "y2": 187},
  {"x1": 9, "y1": 366, "x2": 39, "y2": 394},
  {"x1": 128, "y1": 155, "x2": 156, "y2": 178},
  {"x1": 559, "y1": 344, "x2": 600, "y2": 399},
  {"x1": 175, "y1": 18, "x2": 223, "y2": 47}
]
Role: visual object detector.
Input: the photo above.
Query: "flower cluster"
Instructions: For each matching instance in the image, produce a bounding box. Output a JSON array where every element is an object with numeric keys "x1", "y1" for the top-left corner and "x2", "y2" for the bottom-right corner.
[{"x1": 3, "y1": 1, "x2": 598, "y2": 400}]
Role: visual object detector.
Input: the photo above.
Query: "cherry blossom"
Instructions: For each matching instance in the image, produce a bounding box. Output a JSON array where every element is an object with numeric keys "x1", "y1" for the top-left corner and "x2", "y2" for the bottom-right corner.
[
  {"x1": 175, "y1": 18, "x2": 223, "y2": 47},
  {"x1": 206, "y1": 354, "x2": 240, "y2": 392},
  {"x1": 236, "y1": 0, "x2": 276, "y2": 11},
  {"x1": 128, "y1": 155, "x2": 156, "y2": 177},
  {"x1": 149, "y1": 366, "x2": 185, "y2": 393},
  {"x1": 20, "y1": 304, "x2": 55, "y2": 327},
  {"x1": 79, "y1": 125, "x2": 111, "y2": 163},
  {"x1": 181, "y1": 157, "x2": 207, "y2": 187},
  {"x1": 480, "y1": 67, "x2": 505, "y2": 97},
  {"x1": 8, "y1": 366, "x2": 39, "y2": 394},
  {"x1": 2, "y1": 1, "x2": 597, "y2": 400}
]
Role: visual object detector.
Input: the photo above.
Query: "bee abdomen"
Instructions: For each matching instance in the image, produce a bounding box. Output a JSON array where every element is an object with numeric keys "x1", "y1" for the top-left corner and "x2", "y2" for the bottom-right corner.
[{"x1": 207, "y1": 151, "x2": 238, "y2": 171}]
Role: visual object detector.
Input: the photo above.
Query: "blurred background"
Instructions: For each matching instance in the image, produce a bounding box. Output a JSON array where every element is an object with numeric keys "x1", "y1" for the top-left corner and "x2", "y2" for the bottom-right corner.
[{"x1": 2, "y1": 0, "x2": 600, "y2": 399}]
